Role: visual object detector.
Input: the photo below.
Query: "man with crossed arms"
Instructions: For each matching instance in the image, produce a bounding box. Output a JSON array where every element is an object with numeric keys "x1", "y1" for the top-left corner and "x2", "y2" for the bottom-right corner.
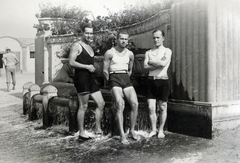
[{"x1": 144, "y1": 29, "x2": 172, "y2": 139}]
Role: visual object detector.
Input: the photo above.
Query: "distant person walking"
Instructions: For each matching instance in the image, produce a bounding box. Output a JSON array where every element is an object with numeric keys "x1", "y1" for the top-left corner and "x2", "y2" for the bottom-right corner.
[
  {"x1": 2, "y1": 48, "x2": 19, "y2": 92},
  {"x1": 144, "y1": 30, "x2": 172, "y2": 138}
]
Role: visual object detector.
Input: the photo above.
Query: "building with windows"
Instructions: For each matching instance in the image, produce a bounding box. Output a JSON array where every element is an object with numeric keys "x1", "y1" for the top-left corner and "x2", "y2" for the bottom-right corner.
[{"x1": 0, "y1": 36, "x2": 35, "y2": 76}]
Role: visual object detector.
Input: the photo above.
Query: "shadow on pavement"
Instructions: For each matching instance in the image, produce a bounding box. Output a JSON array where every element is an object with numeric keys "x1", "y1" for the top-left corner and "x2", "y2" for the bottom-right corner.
[
  {"x1": 0, "y1": 88, "x2": 7, "y2": 92},
  {"x1": 9, "y1": 92, "x2": 23, "y2": 99}
]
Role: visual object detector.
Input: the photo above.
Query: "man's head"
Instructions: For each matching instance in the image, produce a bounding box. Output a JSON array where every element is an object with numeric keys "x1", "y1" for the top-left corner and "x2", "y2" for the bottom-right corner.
[
  {"x1": 152, "y1": 30, "x2": 165, "y2": 47},
  {"x1": 81, "y1": 23, "x2": 93, "y2": 43},
  {"x1": 116, "y1": 31, "x2": 129, "y2": 48},
  {"x1": 5, "y1": 48, "x2": 11, "y2": 53}
]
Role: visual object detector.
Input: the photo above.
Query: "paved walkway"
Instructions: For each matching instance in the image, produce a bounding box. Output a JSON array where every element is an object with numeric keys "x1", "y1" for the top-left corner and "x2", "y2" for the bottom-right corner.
[
  {"x1": 0, "y1": 73, "x2": 240, "y2": 163},
  {"x1": 0, "y1": 72, "x2": 35, "y2": 107}
]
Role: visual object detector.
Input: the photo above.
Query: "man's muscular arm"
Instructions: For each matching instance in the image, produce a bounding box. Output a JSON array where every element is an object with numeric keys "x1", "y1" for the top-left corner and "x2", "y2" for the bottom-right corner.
[
  {"x1": 148, "y1": 49, "x2": 172, "y2": 67},
  {"x1": 143, "y1": 51, "x2": 156, "y2": 70},
  {"x1": 103, "y1": 50, "x2": 112, "y2": 81},
  {"x1": 128, "y1": 51, "x2": 134, "y2": 76},
  {"x1": 69, "y1": 42, "x2": 95, "y2": 72}
]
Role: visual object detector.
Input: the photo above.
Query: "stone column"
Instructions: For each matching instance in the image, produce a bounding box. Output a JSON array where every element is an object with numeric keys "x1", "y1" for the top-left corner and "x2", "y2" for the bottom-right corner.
[
  {"x1": 42, "y1": 31, "x2": 52, "y2": 84},
  {"x1": 43, "y1": 40, "x2": 49, "y2": 84},
  {"x1": 28, "y1": 84, "x2": 41, "y2": 120},
  {"x1": 22, "y1": 82, "x2": 34, "y2": 96},
  {"x1": 22, "y1": 82, "x2": 34, "y2": 115},
  {"x1": 68, "y1": 93, "x2": 78, "y2": 132},
  {"x1": 22, "y1": 46, "x2": 27, "y2": 72},
  {"x1": 68, "y1": 87, "x2": 78, "y2": 132},
  {"x1": 42, "y1": 85, "x2": 58, "y2": 128}
]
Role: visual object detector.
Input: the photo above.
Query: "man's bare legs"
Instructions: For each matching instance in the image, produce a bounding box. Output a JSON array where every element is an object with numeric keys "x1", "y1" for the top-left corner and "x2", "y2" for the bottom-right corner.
[
  {"x1": 77, "y1": 91, "x2": 105, "y2": 138},
  {"x1": 111, "y1": 87, "x2": 128, "y2": 144},
  {"x1": 111, "y1": 86, "x2": 140, "y2": 144},
  {"x1": 147, "y1": 99, "x2": 167, "y2": 138},
  {"x1": 6, "y1": 83, "x2": 10, "y2": 92},
  {"x1": 158, "y1": 100, "x2": 167, "y2": 138},
  {"x1": 124, "y1": 87, "x2": 140, "y2": 141},
  {"x1": 5, "y1": 67, "x2": 16, "y2": 91},
  {"x1": 11, "y1": 70, "x2": 16, "y2": 90},
  {"x1": 77, "y1": 93, "x2": 90, "y2": 138},
  {"x1": 147, "y1": 99, "x2": 157, "y2": 137},
  {"x1": 5, "y1": 68, "x2": 11, "y2": 92},
  {"x1": 91, "y1": 91, "x2": 105, "y2": 134}
]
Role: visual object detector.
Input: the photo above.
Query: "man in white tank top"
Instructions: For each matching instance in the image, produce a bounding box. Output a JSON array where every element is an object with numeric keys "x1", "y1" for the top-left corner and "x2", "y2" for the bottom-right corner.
[
  {"x1": 103, "y1": 31, "x2": 140, "y2": 145},
  {"x1": 144, "y1": 30, "x2": 172, "y2": 139}
]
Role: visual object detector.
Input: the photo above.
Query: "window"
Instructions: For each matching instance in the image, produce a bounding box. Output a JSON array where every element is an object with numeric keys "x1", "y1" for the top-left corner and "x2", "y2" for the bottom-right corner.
[
  {"x1": 30, "y1": 52, "x2": 35, "y2": 58},
  {"x1": 0, "y1": 54, "x2": 3, "y2": 68}
]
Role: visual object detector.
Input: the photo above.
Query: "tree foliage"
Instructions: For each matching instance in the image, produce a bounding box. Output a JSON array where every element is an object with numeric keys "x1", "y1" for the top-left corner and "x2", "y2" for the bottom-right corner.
[
  {"x1": 92, "y1": 0, "x2": 173, "y2": 31},
  {"x1": 36, "y1": 2, "x2": 90, "y2": 35},
  {"x1": 37, "y1": 0, "x2": 173, "y2": 55},
  {"x1": 90, "y1": 0, "x2": 173, "y2": 55},
  {"x1": 36, "y1": 2, "x2": 89, "y2": 20}
]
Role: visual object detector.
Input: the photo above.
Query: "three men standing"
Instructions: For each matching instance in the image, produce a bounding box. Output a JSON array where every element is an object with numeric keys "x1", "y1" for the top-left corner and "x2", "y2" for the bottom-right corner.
[{"x1": 69, "y1": 26, "x2": 171, "y2": 143}]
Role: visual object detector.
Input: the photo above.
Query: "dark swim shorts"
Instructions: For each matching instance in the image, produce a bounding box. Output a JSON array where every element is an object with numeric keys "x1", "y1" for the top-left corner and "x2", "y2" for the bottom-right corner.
[
  {"x1": 147, "y1": 79, "x2": 170, "y2": 101},
  {"x1": 109, "y1": 73, "x2": 132, "y2": 89},
  {"x1": 74, "y1": 72, "x2": 99, "y2": 94}
]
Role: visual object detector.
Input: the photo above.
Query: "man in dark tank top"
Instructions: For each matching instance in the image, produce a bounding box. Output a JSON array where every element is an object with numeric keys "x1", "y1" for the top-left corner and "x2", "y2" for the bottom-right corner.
[{"x1": 69, "y1": 23, "x2": 105, "y2": 140}]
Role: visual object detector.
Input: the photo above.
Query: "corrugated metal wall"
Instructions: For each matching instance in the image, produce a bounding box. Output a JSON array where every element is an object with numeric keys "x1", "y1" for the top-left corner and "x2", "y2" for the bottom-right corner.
[
  {"x1": 215, "y1": 0, "x2": 240, "y2": 102},
  {"x1": 120, "y1": 10, "x2": 171, "y2": 50},
  {"x1": 171, "y1": 0, "x2": 208, "y2": 101},
  {"x1": 171, "y1": 0, "x2": 240, "y2": 102}
]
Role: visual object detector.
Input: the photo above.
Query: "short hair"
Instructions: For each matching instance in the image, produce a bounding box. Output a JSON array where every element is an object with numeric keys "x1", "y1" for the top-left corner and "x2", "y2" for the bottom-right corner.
[
  {"x1": 5, "y1": 48, "x2": 11, "y2": 52},
  {"x1": 117, "y1": 31, "x2": 129, "y2": 39},
  {"x1": 81, "y1": 23, "x2": 93, "y2": 33},
  {"x1": 152, "y1": 30, "x2": 165, "y2": 37}
]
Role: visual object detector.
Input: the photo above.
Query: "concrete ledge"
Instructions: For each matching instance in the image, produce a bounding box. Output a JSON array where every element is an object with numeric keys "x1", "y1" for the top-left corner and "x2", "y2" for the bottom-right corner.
[
  {"x1": 212, "y1": 101, "x2": 240, "y2": 135},
  {"x1": 212, "y1": 101, "x2": 240, "y2": 121},
  {"x1": 167, "y1": 99, "x2": 240, "y2": 139},
  {"x1": 167, "y1": 100, "x2": 212, "y2": 139}
]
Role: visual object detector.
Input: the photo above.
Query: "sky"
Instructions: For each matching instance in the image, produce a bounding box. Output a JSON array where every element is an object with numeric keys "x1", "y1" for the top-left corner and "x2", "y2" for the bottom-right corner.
[{"x1": 0, "y1": 0, "x2": 157, "y2": 39}]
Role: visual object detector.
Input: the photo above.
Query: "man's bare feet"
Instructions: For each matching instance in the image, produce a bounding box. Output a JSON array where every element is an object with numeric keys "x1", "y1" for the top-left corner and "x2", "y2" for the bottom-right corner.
[
  {"x1": 157, "y1": 131, "x2": 165, "y2": 139},
  {"x1": 120, "y1": 137, "x2": 130, "y2": 145},
  {"x1": 79, "y1": 131, "x2": 90, "y2": 139},
  {"x1": 95, "y1": 129, "x2": 103, "y2": 136},
  {"x1": 129, "y1": 131, "x2": 140, "y2": 141},
  {"x1": 148, "y1": 130, "x2": 157, "y2": 138}
]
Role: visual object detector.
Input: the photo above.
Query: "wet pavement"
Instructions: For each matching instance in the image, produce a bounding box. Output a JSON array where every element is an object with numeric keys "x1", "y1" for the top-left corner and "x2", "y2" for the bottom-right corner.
[{"x1": 0, "y1": 73, "x2": 240, "y2": 163}]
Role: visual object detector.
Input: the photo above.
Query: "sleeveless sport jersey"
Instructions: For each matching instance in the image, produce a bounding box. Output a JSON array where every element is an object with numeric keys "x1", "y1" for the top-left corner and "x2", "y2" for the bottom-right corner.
[
  {"x1": 73, "y1": 42, "x2": 99, "y2": 94},
  {"x1": 75, "y1": 43, "x2": 94, "y2": 74},
  {"x1": 109, "y1": 47, "x2": 130, "y2": 73}
]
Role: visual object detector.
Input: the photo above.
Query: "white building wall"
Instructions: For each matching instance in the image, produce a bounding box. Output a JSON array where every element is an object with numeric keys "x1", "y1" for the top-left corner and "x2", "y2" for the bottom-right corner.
[{"x1": 26, "y1": 46, "x2": 35, "y2": 73}]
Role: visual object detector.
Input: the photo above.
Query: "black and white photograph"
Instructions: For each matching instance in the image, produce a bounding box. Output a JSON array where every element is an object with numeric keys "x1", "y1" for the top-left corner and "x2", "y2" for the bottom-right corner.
[{"x1": 0, "y1": 0, "x2": 240, "y2": 162}]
